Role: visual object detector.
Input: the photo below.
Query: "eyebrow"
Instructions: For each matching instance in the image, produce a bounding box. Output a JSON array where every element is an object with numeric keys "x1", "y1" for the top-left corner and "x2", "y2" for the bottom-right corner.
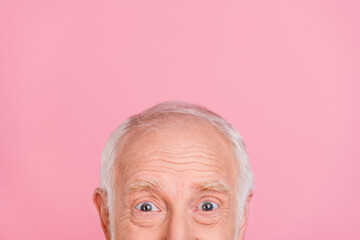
[
  {"x1": 125, "y1": 178, "x2": 164, "y2": 193},
  {"x1": 124, "y1": 178, "x2": 231, "y2": 195},
  {"x1": 194, "y1": 180, "x2": 232, "y2": 195}
]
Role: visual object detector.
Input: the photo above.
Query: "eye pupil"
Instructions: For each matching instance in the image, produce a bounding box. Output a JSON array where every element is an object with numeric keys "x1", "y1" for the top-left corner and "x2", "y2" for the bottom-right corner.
[
  {"x1": 140, "y1": 203, "x2": 152, "y2": 211},
  {"x1": 201, "y1": 201, "x2": 214, "y2": 211}
]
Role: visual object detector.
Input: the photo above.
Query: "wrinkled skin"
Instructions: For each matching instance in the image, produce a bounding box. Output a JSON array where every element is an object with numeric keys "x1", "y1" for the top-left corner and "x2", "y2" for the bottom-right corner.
[{"x1": 93, "y1": 119, "x2": 251, "y2": 240}]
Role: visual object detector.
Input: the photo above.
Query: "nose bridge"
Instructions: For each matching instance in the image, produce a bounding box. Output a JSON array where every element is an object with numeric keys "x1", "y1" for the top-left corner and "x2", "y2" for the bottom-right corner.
[{"x1": 165, "y1": 206, "x2": 191, "y2": 240}]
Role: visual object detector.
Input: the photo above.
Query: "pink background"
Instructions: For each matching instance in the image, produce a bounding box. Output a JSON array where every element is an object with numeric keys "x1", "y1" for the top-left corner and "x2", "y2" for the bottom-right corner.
[{"x1": 1, "y1": 0, "x2": 359, "y2": 239}]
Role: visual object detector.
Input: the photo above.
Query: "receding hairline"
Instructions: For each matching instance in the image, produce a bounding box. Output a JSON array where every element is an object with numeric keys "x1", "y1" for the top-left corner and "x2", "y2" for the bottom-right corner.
[
  {"x1": 125, "y1": 111, "x2": 223, "y2": 134},
  {"x1": 113, "y1": 114, "x2": 237, "y2": 172}
]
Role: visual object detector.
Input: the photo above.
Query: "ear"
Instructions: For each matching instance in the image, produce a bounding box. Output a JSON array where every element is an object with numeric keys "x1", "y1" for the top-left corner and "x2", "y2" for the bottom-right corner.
[
  {"x1": 237, "y1": 192, "x2": 253, "y2": 240},
  {"x1": 93, "y1": 188, "x2": 111, "y2": 240}
]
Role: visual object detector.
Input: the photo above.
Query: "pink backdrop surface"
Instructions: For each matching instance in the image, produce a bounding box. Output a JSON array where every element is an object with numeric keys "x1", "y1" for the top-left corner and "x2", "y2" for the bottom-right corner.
[{"x1": 1, "y1": 0, "x2": 359, "y2": 239}]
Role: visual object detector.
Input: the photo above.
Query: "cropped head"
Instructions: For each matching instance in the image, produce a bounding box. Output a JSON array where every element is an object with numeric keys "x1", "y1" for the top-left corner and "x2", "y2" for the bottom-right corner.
[{"x1": 93, "y1": 101, "x2": 254, "y2": 240}]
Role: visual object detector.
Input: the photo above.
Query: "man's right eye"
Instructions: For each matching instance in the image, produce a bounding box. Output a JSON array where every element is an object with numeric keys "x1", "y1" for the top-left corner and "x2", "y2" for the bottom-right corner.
[
  {"x1": 135, "y1": 202, "x2": 159, "y2": 212},
  {"x1": 197, "y1": 201, "x2": 219, "y2": 211}
]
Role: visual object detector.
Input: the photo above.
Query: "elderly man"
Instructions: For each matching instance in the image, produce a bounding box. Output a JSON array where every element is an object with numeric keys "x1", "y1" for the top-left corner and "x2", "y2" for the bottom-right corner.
[{"x1": 93, "y1": 101, "x2": 254, "y2": 240}]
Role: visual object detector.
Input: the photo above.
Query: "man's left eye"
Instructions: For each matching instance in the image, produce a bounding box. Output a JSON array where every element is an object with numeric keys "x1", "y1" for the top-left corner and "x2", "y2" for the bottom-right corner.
[
  {"x1": 135, "y1": 202, "x2": 159, "y2": 212},
  {"x1": 198, "y1": 201, "x2": 219, "y2": 211}
]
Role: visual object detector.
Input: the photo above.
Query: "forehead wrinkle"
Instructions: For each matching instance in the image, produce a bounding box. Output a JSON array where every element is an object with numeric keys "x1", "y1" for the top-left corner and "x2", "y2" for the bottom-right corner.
[
  {"x1": 120, "y1": 158, "x2": 229, "y2": 177},
  {"x1": 120, "y1": 146, "x2": 233, "y2": 167},
  {"x1": 118, "y1": 147, "x2": 233, "y2": 175},
  {"x1": 121, "y1": 146, "x2": 229, "y2": 160},
  {"x1": 137, "y1": 156, "x2": 229, "y2": 168},
  {"x1": 135, "y1": 166, "x2": 226, "y2": 174},
  {"x1": 142, "y1": 151, "x2": 231, "y2": 165}
]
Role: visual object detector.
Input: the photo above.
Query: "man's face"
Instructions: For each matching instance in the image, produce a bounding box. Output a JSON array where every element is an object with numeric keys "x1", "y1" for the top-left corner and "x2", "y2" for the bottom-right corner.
[{"x1": 95, "y1": 119, "x2": 249, "y2": 239}]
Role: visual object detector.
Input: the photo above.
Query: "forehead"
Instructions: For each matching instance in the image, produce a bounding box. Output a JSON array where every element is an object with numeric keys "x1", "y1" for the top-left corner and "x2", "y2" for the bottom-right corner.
[{"x1": 114, "y1": 118, "x2": 237, "y2": 188}]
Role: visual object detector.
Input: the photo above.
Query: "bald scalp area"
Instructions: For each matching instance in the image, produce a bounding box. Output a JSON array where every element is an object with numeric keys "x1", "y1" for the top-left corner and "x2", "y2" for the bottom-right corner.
[{"x1": 114, "y1": 117, "x2": 238, "y2": 186}]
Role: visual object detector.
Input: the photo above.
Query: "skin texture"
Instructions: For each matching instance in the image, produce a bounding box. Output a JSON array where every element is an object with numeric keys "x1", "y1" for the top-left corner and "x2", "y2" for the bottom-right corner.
[{"x1": 93, "y1": 118, "x2": 251, "y2": 240}]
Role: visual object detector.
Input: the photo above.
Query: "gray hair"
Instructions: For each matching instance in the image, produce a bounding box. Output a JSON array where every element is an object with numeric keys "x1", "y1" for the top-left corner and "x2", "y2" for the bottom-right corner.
[{"x1": 100, "y1": 101, "x2": 254, "y2": 238}]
